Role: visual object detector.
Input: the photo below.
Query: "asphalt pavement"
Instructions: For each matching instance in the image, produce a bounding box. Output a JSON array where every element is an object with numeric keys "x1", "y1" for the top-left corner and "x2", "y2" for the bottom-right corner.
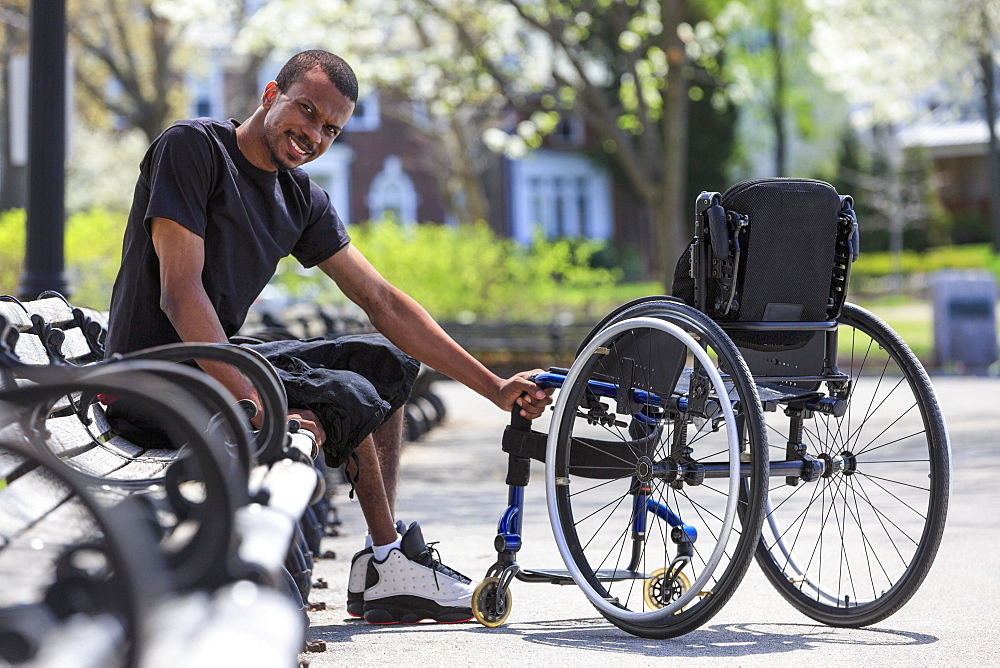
[{"x1": 300, "y1": 375, "x2": 1000, "y2": 666}]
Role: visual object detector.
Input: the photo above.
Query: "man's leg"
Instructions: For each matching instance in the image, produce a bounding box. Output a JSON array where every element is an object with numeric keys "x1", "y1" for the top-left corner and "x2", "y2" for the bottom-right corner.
[
  {"x1": 372, "y1": 409, "x2": 404, "y2": 514},
  {"x1": 350, "y1": 408, "x2": 474, "y2": 625},
  {"x1": 346, "y1": 436, "x2": 397, "y2": 545},
  {"x1": 345, "y1": 435, "x2": 406, "y2": 617}
]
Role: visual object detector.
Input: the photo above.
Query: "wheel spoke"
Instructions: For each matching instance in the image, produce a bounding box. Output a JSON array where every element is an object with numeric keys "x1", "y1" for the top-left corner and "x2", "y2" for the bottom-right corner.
[
  {"x1": 547, "y1": 310, "x2": 768, "y2": 636},
  {"x1": 755, "y1": 304, "x2": 947, "y2": 624}
]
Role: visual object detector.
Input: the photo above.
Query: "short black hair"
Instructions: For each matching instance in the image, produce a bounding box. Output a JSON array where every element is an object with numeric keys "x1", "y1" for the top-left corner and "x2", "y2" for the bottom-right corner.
[{"x1": 275, "y1": 50, "x2": 358, "y2": 103}]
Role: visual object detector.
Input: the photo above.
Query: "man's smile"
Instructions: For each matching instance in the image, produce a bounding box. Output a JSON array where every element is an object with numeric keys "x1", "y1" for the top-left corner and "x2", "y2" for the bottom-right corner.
[{"x1": 288, "y1": 133, "x2": 314, "y2": 159}]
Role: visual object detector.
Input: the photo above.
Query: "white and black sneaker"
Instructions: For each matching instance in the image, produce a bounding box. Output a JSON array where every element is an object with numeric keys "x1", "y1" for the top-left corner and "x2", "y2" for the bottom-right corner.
[
  {"x1": 362, "y1": 522, "x2": 475, "y2": 624},
  {"x1": 346, "y1": 520, "x2": 406, "y2": 618}
]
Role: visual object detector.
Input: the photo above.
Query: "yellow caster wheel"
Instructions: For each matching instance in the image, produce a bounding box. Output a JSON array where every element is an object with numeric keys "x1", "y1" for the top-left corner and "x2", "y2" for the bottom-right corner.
[
  {"x1": 643, "y1": 568, "x2": 691, "y2": 610},
  {"x1": 472, "y1": 577, "x2": 512, "y2": 627}
]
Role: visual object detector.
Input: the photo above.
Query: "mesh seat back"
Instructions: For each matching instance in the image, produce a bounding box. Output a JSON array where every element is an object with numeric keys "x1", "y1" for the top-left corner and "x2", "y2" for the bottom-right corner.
[{"x1": 719, "y1": 178, "x2": 842, "y2": 351}]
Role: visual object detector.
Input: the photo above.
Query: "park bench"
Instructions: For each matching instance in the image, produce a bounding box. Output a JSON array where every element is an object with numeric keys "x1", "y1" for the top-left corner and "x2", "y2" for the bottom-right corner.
[
  {"x1": 439, "y1": 319, "x2": 596, "y2": 377},
  {"x1": 0, "y1": 293, "x2": 327, "y2": 666}
]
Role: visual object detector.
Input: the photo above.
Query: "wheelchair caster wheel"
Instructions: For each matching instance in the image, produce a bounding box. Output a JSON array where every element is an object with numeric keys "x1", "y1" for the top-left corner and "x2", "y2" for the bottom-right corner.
[
  {"x1": 472, "y1": 577, "x2": 512, "y2": 627},
  {"x1": 643, "y1": 568, "x2": 691, "y2": 611}
]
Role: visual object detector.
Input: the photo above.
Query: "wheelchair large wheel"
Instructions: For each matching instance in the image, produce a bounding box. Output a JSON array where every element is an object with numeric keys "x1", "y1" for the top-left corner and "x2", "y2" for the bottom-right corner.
[
  {"x1": 546, "y1": 306, "x2": 768, "y2": 639},
  {"x1": 755, "y1": 302, "x2": 950, "y2": 627}
]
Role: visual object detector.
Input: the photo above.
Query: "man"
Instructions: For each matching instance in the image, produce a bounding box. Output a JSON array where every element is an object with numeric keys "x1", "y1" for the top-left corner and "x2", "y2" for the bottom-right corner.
[{"x1": 106, "y1": 50, "x2": 553, "y2": 625}]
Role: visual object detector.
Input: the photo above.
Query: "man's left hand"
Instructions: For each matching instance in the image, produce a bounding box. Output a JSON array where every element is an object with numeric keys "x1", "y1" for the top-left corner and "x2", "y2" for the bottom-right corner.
[{"x1": 496, "y1": 369, "x2": 555, "y2": 420}]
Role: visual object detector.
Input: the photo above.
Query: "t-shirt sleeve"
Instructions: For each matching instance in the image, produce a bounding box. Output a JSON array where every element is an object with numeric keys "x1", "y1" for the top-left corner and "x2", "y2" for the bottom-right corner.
[
  {"x1": 291, "y1": 180, "x2": 351, "y2": 268},
  {"x1": 141, "y1": 125, "x2": 216, "y2": 238}
]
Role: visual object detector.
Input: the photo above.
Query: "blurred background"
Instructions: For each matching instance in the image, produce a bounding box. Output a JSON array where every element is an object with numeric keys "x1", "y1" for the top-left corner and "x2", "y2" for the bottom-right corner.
[{"x1": 1, "y1": 0, "x2": 998, "y2": 372}]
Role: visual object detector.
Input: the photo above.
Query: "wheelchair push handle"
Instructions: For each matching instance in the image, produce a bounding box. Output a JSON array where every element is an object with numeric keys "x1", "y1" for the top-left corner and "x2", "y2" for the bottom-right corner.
[{"x1": 509, "y1": 371, "x2": 565, "y2": 430}]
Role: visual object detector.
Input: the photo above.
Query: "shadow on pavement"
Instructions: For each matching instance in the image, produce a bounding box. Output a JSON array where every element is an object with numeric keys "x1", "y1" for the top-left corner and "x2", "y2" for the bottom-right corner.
[{"x1": 310, "y1": 618, "x2": 938, "y2": 659}]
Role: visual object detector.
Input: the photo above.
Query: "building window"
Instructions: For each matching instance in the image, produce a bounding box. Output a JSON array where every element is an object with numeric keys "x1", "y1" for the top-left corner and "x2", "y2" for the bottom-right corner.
[
  {"x1": 188, "y1": 64, "x2": 225, "y2": 119},
  {"x1": 551, "y1": 116, "x2": 585, "y2": 147},
  {"x1": 367, "y1": 155, "x2": 418, "y2": 223},
  {"x1": 348, "y1": 93, "x2": 381, "y2": 132},
  {"x1": 302, "y1": 144, "x2": 355, "y2": 225},
  {"x1": 195, "y1": 98, "x2": 212, "y2": 117},
  {"x1": 509, "y1": 150, "x2": 612, "y2": 243}
]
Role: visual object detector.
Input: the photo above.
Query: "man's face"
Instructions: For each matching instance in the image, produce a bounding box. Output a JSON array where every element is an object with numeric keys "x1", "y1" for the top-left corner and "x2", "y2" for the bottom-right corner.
[{"x1": 260, "y1": 67, "x2": 355, "y2": 172}]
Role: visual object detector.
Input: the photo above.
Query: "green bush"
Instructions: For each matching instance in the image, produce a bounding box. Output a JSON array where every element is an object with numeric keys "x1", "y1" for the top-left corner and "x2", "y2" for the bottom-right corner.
[
  {"x1": 951, "y1": 212, "x2": 993, "y2": 245},
  {"x1": 0, "y1": 208, "x2": 126, "y2": 309},
  {"x1": 0, "y1": 209, "x2": 26, "y2": 296},
  {"x1": 272, "y1": 219, "x2": 626, "y2": 321},
  {"x1": 852, "y1": 244, "x2": 996, "y2": 280}
]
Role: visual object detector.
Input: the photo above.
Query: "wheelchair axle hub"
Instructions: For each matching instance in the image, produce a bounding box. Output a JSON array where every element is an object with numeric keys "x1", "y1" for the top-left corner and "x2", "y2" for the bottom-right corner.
[
  {"x1": 819, "y1": 451, "x2": 857, "y2": 478},
  {"x1": 636, "y1": 456, "x2": 655, "y2": 482}
]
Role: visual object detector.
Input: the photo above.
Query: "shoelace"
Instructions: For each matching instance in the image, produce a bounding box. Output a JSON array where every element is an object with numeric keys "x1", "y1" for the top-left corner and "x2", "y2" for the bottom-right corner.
[{"x1": 420, "y1": 542, "x2": 472, "y2": 590}]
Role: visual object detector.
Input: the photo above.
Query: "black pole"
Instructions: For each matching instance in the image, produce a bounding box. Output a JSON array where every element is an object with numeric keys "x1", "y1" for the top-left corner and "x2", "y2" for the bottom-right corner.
[{"x1": 17, "y1": 0, "x2": 69, "y2": 299}]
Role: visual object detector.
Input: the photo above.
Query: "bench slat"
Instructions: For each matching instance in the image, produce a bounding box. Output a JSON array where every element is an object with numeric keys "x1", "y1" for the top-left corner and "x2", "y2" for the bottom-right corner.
[
  {"x1": 13, "y1": 333, "x2": 51, "y2": 365},
  {"x1": 0, "y1": 301, "x2": 31, "y2": 329},
  {"x1": 0, "y1": 491, "x2": 101, "y2": 607},
  {"x1": 21, "y1": 297, "x2": 76, "y2": 327},
  {"x1": 60, "y1": 327, "x2": 96, "y2": 364},
  {"x1": 0, "y1": 466, "x2": 76, "y2": 538}
]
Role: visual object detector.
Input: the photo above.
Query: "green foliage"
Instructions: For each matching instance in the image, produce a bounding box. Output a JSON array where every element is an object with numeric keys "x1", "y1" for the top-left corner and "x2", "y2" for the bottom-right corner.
[
  {"x1": 852, "y1": 244, "x2": 998, "y2": 279},
  {"x1": 272, "y1": 219, "x2": 625, "y2": 322},
  {"x1": 64, "y1": 208, "x2": 127, "y2": 309},
  {"x1": 951, "y1": 212, "x2": 993, "y2": 245},
  {"x1": 0, "y1": 209, "x2": 27, "y2": 297},
  {"x1": 0, "y1": 209, "x2": 639, "y2": 320},
  {"x1": 0, "y1": 208, "x2": 125, "y2": 309}
]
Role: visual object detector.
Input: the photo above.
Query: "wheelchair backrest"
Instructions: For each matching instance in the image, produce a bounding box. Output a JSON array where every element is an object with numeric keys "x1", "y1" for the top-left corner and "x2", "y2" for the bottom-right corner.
[
  {"x1": 675, "y1": 178, "x2": 858, "y2": 352},
  {"x1": 673, "y1": 178, "x2": 859, "y2": 385}
]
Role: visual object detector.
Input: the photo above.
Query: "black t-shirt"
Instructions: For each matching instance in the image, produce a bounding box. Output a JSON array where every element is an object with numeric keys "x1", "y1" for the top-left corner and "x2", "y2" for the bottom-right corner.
[{"x1": 106, "y1": 118, "x2": 350, "y2": 355}]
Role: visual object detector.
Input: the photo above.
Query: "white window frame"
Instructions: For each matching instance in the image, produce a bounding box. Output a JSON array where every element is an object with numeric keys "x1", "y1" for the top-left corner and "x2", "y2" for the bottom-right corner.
[
  {"x1": 509, "y1": 149, "x2": 612, "y2": 243},
  {"x1": 302, "y1": 144, "x2": 355, "y2": 225},
  {"x1": 367, "y1": 155, "x2": 418, "y2": 224},
  {"x1": 347, "y1": 93, "x2": 381, "y2": 132}
]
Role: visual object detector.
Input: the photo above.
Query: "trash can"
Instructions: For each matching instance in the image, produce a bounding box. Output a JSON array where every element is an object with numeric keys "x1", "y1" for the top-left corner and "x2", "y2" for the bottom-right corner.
[{"x1": 931, "y1": 270, "x2": 998, "y2": 372}]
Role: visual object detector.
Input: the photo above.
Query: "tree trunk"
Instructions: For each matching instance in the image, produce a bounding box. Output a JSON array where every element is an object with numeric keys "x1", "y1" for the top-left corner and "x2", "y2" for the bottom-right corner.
[
  {"x1": 229, "y1": 53, "x2": 270, "y2": 121},
  {"x1": 660, "y1": 0, "x2": 690, "y2": 290},
  {"x1": 769, "y1": 0, "x2": 787, "y2": 176},
  {"x1": 447, "y1": 116, "x2": 490, "y2": 224},
  {"x1": 981, "y1": 49, "x2": 1000, "y2": 253}
]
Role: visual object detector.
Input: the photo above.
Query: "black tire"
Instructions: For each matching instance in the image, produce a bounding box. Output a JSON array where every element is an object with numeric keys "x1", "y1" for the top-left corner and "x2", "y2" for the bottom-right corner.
[
  {"x1": 754, "y1": 302, "x2": 950, "y2": 626},
  {"x1": 422, "y1": 391, "x2": 447, "y2": 425},
  {"x1": 546, "y1": 302, "x2": 768, "y2": 638}
]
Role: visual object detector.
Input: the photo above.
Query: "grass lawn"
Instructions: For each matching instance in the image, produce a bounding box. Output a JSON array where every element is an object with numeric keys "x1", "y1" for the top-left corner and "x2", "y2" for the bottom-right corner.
[{"x1": 853, "y1": 299, "x2": 934, "y2": 363}]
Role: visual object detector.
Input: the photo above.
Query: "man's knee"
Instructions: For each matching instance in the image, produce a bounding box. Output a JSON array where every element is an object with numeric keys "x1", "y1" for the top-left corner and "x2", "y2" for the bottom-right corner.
[{"x1": 374, "y1": 409, "x2": 404, "y2": 445}]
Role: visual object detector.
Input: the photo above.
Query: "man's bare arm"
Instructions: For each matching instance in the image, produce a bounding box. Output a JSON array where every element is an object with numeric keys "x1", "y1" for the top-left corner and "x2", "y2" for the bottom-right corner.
[
  {"x1": 317, "y1": 244, "x2": 551, "y2": 419},
  {"x1": 151, "y1": 217, "x2": 253, "y2": 394},
  {"x1": 150, "y1": 217, "x2": 326, "y2": 441}
]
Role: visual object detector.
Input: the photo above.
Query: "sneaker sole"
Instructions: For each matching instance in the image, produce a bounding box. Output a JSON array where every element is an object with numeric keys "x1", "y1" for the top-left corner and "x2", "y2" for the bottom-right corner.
[{"x1": 364, "y1": 598, "x2": 473, "y2": 625}]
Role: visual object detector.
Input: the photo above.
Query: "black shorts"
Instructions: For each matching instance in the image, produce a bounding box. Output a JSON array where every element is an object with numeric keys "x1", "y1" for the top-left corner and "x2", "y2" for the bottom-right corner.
[
  {"x1": 106, "y1": 334, "x2": 418, "y2": 468},
  {"x1": 246, "y1": 334, "x2": 419, "y2": 467}
]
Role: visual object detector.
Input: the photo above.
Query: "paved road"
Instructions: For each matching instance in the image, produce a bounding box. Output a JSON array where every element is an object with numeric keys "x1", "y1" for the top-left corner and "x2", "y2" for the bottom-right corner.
[{"x1": 301, "y1": 375, "x2": 1000, "y2": 666}]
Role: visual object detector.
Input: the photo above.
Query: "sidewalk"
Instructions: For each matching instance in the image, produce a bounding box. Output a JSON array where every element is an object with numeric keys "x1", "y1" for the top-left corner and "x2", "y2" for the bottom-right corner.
[{"x1": 301, "y1": 376, "x2": 1000, "y2": 666}]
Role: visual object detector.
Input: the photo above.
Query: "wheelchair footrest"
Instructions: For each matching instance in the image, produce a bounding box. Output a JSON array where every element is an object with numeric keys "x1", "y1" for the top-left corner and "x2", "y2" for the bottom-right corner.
[{"x1": 517, "y1": 568, "x2": 649, "y2": 585}]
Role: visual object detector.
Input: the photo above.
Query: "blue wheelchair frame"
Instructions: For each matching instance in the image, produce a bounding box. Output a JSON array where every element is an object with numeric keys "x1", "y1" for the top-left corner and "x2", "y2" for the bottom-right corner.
[{"x1": 486, "y1": 371, "x2": 697, "y2": 589}]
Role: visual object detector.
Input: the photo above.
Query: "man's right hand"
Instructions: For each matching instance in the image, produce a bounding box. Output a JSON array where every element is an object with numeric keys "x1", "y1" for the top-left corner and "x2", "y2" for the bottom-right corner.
[{"x1": 288, "y1": 408, "x2": 326, "y2": 447}]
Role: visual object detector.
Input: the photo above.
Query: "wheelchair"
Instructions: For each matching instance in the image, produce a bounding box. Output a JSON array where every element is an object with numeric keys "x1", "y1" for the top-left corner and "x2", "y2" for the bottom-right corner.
[{"x1": 472, "y1": 178, "x2": 951, "y2": 639}]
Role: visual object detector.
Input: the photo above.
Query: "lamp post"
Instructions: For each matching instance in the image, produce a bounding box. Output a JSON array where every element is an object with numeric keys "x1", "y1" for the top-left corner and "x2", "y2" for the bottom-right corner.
[{"x1": 17, "y1": 0, "x2": 69, "y2": 299}]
